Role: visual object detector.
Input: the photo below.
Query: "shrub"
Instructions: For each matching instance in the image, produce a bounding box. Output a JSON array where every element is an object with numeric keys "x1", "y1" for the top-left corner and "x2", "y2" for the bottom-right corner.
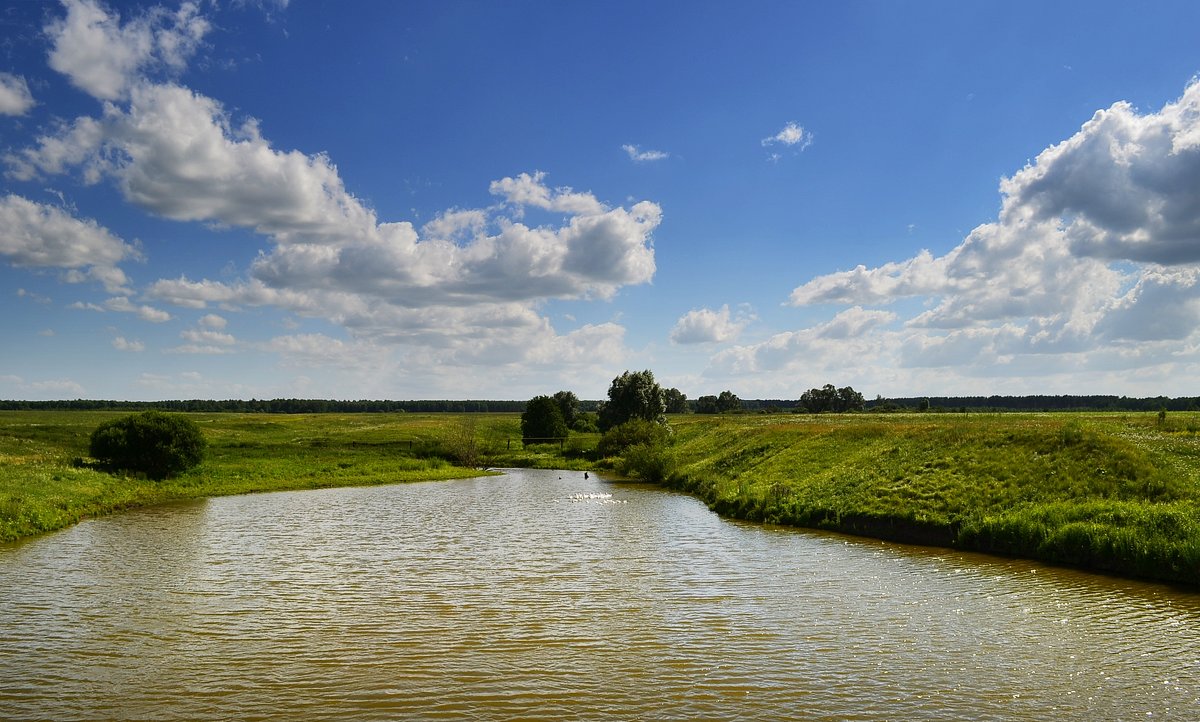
[
  {"x1": 597, "y1": 418, "x2": 671, "y2": 457},
  {"x1": 89, "y1": 411, "x2": 206, "y2": 480},
  {"x1": 618, "y1": 442, "x2": 675, "y2": 482}
]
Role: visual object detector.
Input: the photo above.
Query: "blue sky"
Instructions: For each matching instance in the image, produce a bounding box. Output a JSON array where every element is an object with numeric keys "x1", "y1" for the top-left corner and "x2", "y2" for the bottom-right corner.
[{"x1": 4, "y1": 0, "x2": 1200, "y2": 401}]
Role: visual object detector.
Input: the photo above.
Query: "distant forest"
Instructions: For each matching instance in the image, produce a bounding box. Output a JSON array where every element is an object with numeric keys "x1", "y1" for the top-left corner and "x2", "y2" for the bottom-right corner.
[{"x1": 2, "y1": 395, "x2": 1199, "y2": 413}]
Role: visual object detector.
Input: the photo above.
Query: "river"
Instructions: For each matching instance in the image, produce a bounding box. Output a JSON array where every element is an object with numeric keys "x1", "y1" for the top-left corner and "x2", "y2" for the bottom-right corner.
[{"x1": 1, "y1": 468, "x2": 1197, "y2": 720}]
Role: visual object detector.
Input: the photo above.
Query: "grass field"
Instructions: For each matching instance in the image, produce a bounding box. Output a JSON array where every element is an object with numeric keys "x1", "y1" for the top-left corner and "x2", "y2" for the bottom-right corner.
[
  {"x1": 664, "y1": 412, "x2": 1200, "y2": 585},
  {"x1": 0, "y1": 410, "x2": 600, "y2": 543},
  {"x1": 2, "y1": 409, "x2": 1197, "y2": 586}
]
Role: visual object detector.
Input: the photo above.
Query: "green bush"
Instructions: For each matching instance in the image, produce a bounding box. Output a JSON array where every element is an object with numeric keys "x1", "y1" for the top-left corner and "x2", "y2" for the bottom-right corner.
[
  {"x1": 597, "y1": 418, "x2": 671, "y2": 457},
  {"x1": 618, "y1": 441, "x2": 675, "y2": 482},
  {"x1": 89, "y1": 411, "x2": 206, "y2": 480},
  {"x1": 521, "y1": 395, "x2": 569, "y2": 444}
]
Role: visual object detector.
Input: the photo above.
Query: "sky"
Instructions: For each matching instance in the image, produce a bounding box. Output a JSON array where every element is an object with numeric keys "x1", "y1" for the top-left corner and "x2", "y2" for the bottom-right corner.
[{"x1": 3, "y1": 0, "x2": 1200, "y2": 402}]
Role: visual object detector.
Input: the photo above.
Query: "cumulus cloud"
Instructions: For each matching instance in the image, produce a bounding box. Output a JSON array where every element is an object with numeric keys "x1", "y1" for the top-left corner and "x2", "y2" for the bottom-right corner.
[
  {"x1": 15, "y1": 83, "x2": 659, "y2": 311},
  {"x1": 767, "y1": 79, "x2": 1200, "y2": 392},
  {"x1": 104, "y1": 295, "x2": 171, "y2": 322},
  {"x1": 260, "y1": 333, "x2": 391, "y2": 369},
  {"x1": 622, "y1": 144, "x2": 669, "y2": 163},
  {"x1": 0, "y1": 194, "x2": 135, "y2": 292},
  {"x1": 488, "y1": 171, "x2": 607, "y2": 216},
  {"x1": 198, "y1": 313, "x2": 227, "y2": 329},
  {"x1": 112, "y1": 336, "x2": 144, "y2": 352},
  {"x1": 5, "y1": 116, "x2": 106, "y2": 182},
  {"x1": 711, "y1": 307, "x2": 897, "y2": 376},
  {"x1": 46, "y1": 0, "x2": 210, "y2": 101},
  {"x1": 1004, "y1": 85, "x2": 1200, "y2": 265},
  {"x1": 10, "y1": 1, "x2": 661, "y2": 383},
  {"x1": 0, "y1": 73, "x2": 35, "y2": 115},
  {"x1": 179, "y1": 327, "x2": 235, "y2": 346},
  {"x1": 670, "y1": 304, "x2": 752, "y2": 345},
  {"x1": 168, "y1": 316, "x2": 237, "y2": 353}
]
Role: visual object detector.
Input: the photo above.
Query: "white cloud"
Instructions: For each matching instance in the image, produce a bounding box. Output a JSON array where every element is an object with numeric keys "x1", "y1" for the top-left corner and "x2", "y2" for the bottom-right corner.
[
  {"x1": 198, "y1": 313, "x2": 227, "y2": 329},
  {"x1": 145, "y1": 276, "x2": 240, "y2": 308},
  {"x1": 135, "y1": 370, "x2": 255, "y2": 398},
  {"x1": 112, "y1": 336, "x2": 144, "y2": 351},
  {"x1": 17, "y1": 288, "x2": 52, "y2": 304},
  {"x1": 104, "y1": 295, "x2": 171, "y2": 322},
  {"x1": 1003, "y1": 81, "x2": 1200, "y2": 265},
  {"x1": 0, "y1": 375, "x2": 86, "y2": 400},
  {"x1": 5, "y1": 116, "x2": 106, "y2": 182},
  {"x1": 622, "y1": 144, "x2": 669, "y2": 163},
  {"x1": 758, "y1": 78, "x2": 1200, "y2": 394},
  {"x1": 180, "y1": 328, "x2": 235, "y2": 345},
  {"x1": 0, "y1": 73, "x2": 35, "y2": 115},
  {"x1": 420, "y1": 208, "x2": 488, "y2": 242},
  {"x1": 670, "y1": 304, "x2": 752, "y2": 345},
  {"x1": 488, "y1": 171, "x2": 607, "y2": 216},
  {"x1": 707, "y1": 307, "x2": 900, "y2": 396},
  {"x1": 29, "y1": 378, "x2": 86, "y2": 395},
  {"x1": 0, "y1": 194, "x2": 135, "y2": 292},
  {"x1": 46, "y1": 0, "x2": 210, "y2": 101},
  {"x1": 12, "y1": 3, "x2": 662, "y2": 386},
  {"x1": 260, "y1": 333, "x2": 391, "y2": 370},
  {"x1": 762, "y1": 121, "x2": 813, "y2": 150}
]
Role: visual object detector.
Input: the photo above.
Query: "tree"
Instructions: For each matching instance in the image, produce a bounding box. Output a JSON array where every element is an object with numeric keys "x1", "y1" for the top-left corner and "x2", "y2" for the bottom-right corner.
[
  {"x1": 521, "y1": 395, "x2": 569, "y2": 444},
  {"x1": 89, "y1": 411, "x2": 206, "y2": 480},
  {"x1": 597, "y1": 369, "x2": 666, "y2": 431},
  {"x1": 552, "y1": 390, "x2": 580, "y2": 429},
  {"x1": 664, "y1": 387, "x2": 689, "y2": 414},
  {"x1": 716, "y1": 390, "x2": 742, "y2": 413},
  {"x1": 694, "y1": 395, "x2": 719, "y2": 414},
  {"x1": 798, "y1": 384, "x2": 865, "y2": 413},
  {"x1": 837, "y1": 386, "x2": 865, "y2": 412}
]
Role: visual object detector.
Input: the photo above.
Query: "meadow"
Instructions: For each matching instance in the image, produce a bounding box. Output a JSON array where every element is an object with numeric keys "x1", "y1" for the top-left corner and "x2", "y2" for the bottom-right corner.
[
  {"x1": 665, "y1": 412, "x2": 1200, "y2": 586},
  {"x1": 2, "y1": 409, "x2": 1197, "y2": 586},
  {"x1": 0, "y1": 410, "x2": 585, "y2": 543}
]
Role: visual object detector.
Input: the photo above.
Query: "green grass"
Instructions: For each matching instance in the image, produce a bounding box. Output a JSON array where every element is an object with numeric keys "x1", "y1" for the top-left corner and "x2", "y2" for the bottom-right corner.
[
  {"x1": 0, "y1": 410, "x2": 553, "y2": 543},
  {"x1": 661, "y1": 412, "x2": 1200, "y2": 585}
]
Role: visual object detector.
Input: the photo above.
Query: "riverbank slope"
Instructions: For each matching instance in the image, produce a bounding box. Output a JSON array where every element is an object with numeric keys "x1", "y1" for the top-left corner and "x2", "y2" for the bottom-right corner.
[
  {"x1": 662, "y1": 413, "x2": 1199, "y2": 586},
  {"x1": 0, "y1": 411, "x2": 517, "y2": 542}
]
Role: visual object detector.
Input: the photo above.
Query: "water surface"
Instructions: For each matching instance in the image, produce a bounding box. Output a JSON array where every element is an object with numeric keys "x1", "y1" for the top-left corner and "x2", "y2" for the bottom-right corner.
[{"x1": 2, "y1": 469, "x2": 1197, "y2": 720}]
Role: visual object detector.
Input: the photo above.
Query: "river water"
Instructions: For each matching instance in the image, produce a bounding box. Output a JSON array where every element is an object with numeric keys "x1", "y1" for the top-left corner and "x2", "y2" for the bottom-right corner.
[{"x1": 1, "y1": 468, "x2": 1197, "y2": 720}]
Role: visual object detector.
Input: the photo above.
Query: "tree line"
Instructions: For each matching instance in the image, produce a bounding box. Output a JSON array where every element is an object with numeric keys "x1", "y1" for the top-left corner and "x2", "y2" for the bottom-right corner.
[
  {"x1": 4, "y1": 393, "x2": 1199, "y2": 415},
  {"x1": 0, "y1": 398, "x2": 535, "y2": 413}
]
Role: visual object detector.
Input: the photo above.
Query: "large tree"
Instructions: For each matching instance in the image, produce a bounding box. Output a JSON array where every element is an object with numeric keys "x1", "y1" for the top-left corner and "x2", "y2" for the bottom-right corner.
[
  {"x1": 552, "y1": 390, "x2": 580, "y2": 429},
  {"x1": 597, "y1": 370, "x2": 666, "y2": 431},
  {"x1": 716, "y1": 390, "x2": 742, "y2": 413},
  {"x1": 663, "y1": 387, "x2": 689, "y2": 414},
  {"x1": 521, "y1": 395, "x2": 569, "y2": 443},
  {"x1": 798, "y1": 384, "x2": 865, "y2": 413}
]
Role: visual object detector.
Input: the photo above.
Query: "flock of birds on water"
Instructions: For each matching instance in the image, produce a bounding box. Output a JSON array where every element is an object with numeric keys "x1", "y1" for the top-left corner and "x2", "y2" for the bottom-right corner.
[
  {"x1": 560, "y1": 471, "x2": 629, "y2": 504},
  {"x1": 566, "y1": 492, "x2": 628, "y2": 504}
]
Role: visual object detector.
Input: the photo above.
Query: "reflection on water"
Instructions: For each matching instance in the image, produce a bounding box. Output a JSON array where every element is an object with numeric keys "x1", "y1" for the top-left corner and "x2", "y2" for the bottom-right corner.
[{"x1": 1, "y1": 469, "x2": 1198, "y2": 720}]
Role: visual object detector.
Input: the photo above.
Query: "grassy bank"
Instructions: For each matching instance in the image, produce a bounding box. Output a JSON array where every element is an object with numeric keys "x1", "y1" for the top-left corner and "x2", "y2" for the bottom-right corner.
[
  {"x1": 0, "y1": 410, "x2": 595, "y2": 543},
  {"x1": 662, "y1": 412, "x2": 1200, "y2": 586}
]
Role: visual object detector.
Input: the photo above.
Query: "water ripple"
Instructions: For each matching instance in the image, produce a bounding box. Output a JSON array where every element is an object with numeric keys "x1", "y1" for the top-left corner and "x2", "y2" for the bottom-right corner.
[{"x1": 2, "y1": 468, "x2": 1198, "y2": 720}]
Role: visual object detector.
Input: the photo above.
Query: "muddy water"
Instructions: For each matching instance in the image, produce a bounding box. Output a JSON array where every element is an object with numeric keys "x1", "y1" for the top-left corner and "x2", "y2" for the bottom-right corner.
[{"x1": 1, "y1": 468, "x2": 1197, "y2": 720}]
